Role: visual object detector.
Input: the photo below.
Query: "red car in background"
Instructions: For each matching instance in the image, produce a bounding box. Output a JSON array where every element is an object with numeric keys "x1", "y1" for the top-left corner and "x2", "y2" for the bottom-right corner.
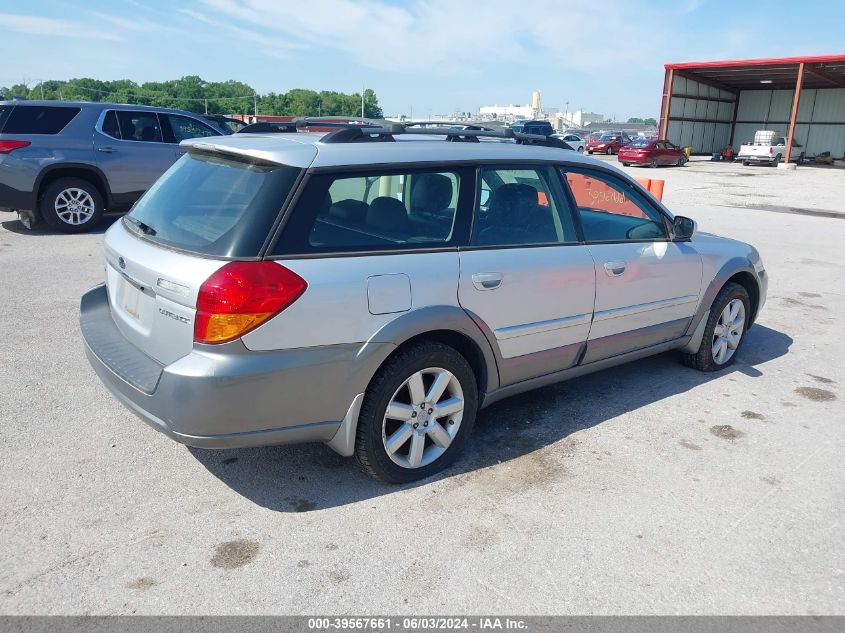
[
  {"x1": 618, "y1": 139, "x2": 687, "y2": 167},
  {"x1": 585, "y1": 131, "x2": 632, "y2": 155}
]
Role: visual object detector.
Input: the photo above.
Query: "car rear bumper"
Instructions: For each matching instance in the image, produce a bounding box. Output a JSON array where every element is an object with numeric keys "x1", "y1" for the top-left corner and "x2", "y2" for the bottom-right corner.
[
  {"x1": 80, "y1": 284, "x2": 388, "y2": 449},
  {"x1": 0, "y1": 182, "x2": 35, "y2": 212},
  {"x1": 737, "y1": 155, "x2": 774, "y2": 163}
]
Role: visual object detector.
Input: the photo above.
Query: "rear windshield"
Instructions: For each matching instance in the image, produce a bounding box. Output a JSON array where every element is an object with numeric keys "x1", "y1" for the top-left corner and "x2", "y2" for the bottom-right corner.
[
  {"x1": 124, "y1": 152, "x2": 300, "y2": 258},
  {"x1": 1, "y1": 106, "x2": 81, "y2": 134},
  {"x1": 629, "y1": 139, "x2": 652, "y2": 147}
]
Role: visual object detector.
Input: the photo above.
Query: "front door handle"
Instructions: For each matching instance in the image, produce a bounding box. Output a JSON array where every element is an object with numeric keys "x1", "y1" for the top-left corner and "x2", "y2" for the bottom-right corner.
[
  {"x1": 97, "y1": 147, "x2": 116, "y2": 153},
  {"x1": 603, "y1": 260, "x2": 627, "y2": 277},
  {"x1": 472, "y1": 272, "x2": 503, "y2": 290}
]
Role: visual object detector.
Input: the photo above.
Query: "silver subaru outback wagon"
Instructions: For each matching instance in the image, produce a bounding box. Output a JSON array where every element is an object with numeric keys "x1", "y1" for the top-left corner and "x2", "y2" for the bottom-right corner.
[{"x1": 80, "y1": 123, "x2": 767, "y2": 483}]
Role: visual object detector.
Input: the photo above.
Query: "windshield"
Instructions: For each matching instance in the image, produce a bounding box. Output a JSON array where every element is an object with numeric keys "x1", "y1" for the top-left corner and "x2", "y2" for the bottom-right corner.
[
  {"x1": 599, "y1": 134, "x2": 620, "y2": 141},
  {"x1": 125, "y1": 152, "x2": 300, "y2": 257}
]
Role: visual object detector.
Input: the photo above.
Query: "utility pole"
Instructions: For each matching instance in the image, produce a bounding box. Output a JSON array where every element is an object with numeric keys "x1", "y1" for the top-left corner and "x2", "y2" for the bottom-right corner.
[
  {"x1": 40, "y1": 82, "x2": 44, "y2": 100},
  {"x1": 361, "y1": 86, "x2": 365, "y2": 118},
  {"x1": 254, "y1": 94, "x2": 258, "y2": 118},
  {"x1": 204, "y1": 99, "x2": 208, "y2": 114}
]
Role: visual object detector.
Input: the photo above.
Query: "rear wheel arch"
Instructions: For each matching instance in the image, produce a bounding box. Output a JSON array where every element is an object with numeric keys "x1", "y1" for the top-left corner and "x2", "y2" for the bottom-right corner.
[{"x1": 36, "y1": 165, "x2": 112, "y2": 212}]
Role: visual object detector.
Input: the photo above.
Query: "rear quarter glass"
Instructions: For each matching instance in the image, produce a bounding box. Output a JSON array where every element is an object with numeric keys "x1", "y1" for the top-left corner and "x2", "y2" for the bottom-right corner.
[
  {"x1": 0, "y1": 105, "x2": 11, "y2": 132},
  {"x1": 1, "y1": 105, "x2": 81, "y2": 134},
  {"x1": 125, "y1": 151, "x2": 301, "y2": 258}
]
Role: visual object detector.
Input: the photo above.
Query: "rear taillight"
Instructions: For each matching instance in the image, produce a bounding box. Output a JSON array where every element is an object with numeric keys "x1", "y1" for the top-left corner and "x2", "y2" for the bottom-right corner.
[
  {"x1": 0, "y1": 140, "x2": 31, "y2": 154},
  {"x1": 194, "y1": 262, "x2": 307, "y2": 344},
  {"x1": 769, "y1": 147, "x2": 774, "y2": 155}
]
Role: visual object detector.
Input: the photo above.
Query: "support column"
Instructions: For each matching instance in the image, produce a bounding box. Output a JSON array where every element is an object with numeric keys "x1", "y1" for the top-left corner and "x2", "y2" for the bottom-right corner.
[
  {"x1": 785, "y1": 62, "x2": 805, "y2": 163},
  {"x1": 660, "y1": 68, "x2": 674, "y2": 140}
]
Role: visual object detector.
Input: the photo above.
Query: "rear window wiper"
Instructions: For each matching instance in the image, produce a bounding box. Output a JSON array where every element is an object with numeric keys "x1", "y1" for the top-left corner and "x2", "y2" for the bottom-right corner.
[{"x1": 125, "y1": 216, "x2": 157, "y2": 236}]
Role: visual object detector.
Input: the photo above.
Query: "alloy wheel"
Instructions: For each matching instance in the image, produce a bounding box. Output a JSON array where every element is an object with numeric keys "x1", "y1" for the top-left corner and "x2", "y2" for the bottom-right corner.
[
  {"x1": 381, "y1": 367, "x2": 464, "y2": 469},
  {"x1": 54, "y1": 188, "x2": 96, "y2": 226},
  {"x1": 711, "y1": 299, "x2": 745, "y2": 365}
]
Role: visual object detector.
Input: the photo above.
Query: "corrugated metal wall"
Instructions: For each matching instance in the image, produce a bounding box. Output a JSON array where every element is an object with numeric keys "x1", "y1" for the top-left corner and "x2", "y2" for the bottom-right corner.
[
  {"x1": 666, "y1": 75, "x2": 735, "y2": 154},
  {"x1": 732, "y1": 87, "x2": 845, "y2": 156},
  {"x1": 666, "y1": 75, "x2": 845, "y2": 157}
]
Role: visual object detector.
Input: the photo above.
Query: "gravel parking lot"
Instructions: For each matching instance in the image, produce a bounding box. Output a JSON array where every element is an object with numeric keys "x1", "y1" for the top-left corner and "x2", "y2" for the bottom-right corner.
[{"x1": 0, "y1": 158, "x2": 843, "y2": 615}]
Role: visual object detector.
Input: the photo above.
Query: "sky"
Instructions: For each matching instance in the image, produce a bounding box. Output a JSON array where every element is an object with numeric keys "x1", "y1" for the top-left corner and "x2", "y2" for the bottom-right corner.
[{"x1": 2, "y1": 0, "x2": 844, "y2": 119}]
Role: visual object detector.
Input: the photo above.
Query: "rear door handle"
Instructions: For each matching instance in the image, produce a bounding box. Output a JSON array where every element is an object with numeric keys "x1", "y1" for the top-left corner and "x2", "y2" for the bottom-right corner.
[
  {"x1": 97, "y1": 147, "x2": 116, "y2": 153},
  {"x1": 472, "y1": 272, "x2": 503, "y2": 290},
  {"x1": 603, "y1": 260, "x2": 627, "y2": 277}
]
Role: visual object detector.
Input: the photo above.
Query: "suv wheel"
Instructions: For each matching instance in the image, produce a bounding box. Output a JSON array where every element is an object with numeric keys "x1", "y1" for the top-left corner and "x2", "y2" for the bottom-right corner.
[
  {"x1": 355, "y1": 341, "x2": 478, "y2": 483},
  {"x1": 683, "y1": 282, "x2": 750, "y2": 372},
  {"x1": 40, "y1": 177, "x2": 104, "y2": 233}
]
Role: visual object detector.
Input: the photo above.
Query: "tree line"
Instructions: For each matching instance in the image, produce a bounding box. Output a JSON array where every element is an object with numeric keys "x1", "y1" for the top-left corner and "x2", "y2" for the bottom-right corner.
[{"x1": 0, "y1": 75, "x2": 383, "y2": 118}]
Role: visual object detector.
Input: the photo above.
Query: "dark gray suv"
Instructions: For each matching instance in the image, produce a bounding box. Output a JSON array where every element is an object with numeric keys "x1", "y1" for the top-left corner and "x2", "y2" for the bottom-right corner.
[{"x1": 0, "y1": 101, "x2": 227, "y2": 232}]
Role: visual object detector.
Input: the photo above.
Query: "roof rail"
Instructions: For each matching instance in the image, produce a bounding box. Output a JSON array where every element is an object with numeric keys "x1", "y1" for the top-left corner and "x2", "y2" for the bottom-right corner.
[{"x1": 237, "y1": 118, "x2": 573, "y2": 149}]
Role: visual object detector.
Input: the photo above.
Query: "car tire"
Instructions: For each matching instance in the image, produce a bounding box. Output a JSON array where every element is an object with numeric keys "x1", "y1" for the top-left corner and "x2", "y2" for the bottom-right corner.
[
  {"x1": 677, "y1": 155, "x2": 687, "y2": 166},
  {"x1": 606, "y1": 147, "x2": 614, "y2": 155},
  {"x1": 40, "y1": 177, "x2": 104, "y2": 233},
  {"x1": 622, "y1": 162, "x2": 631, "y2": 167},
  {"x1": 682, "y1": 282, "x2": 751, "y2": 372},
  {"x1": 354, "y1": 341, "x2": 478, "y2": 484},
  {"x1": 742, "y1": 160, "x2": 750, "y2": 166},
  {"x1": 587, "y1": 150, "x2": 593, "y2": 154},
  {"x1": 650, "y1": 158, "x2": 659, "y2": 168}
]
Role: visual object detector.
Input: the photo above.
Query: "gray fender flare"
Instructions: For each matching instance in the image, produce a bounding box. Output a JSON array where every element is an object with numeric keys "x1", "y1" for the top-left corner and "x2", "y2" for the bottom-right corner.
[
  {"x1": 685, "y1": 257, "x2": 759, "y2": 342},
  {"x1": 326, "y1": 305, "x2": 500, "y2": 457}
]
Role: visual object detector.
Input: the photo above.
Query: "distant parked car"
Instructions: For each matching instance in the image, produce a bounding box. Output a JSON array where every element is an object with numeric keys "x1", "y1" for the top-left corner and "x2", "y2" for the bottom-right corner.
[
  {"x1": 553, "y1": 133, "x2": 585, "y2": 152},
  {"x1": 509, "y1": 120, "x2": 554, "y2": 136},
  {"x1": 0, "y1": 100, "x2": 225, "y2": 232},
  {"x1": 618, "y1": 139, "x2": 686, "y2": 168},
  {"x1": 586, "y1": 131, "x2": 632, "y2": 155}
]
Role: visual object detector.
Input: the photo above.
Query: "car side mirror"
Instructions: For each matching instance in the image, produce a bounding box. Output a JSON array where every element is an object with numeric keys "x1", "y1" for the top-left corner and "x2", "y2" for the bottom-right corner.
[{"x1": 673, "y1": 216, "x2": 696, "y2": 241}]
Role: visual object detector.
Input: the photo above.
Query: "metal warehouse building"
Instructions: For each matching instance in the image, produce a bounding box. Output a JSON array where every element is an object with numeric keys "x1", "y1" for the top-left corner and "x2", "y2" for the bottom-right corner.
[{"x1": 658, "y1": 55, "x2": 845, "y2": 160}]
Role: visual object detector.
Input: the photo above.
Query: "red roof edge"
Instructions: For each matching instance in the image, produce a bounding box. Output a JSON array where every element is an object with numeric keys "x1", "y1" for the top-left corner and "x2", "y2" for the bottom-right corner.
[{"x1": 665, "y1": 54, "x2": 845, "y2": 70}]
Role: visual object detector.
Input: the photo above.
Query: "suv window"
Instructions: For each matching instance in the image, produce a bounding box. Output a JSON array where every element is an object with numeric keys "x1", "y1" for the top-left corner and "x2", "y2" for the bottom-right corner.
[
  {"x1": 101, "y1": 110, "x2": 122, "y2": 139},
  {"x1": 275, "y1": 168, "x2": 469, "y2": 254},
  {"x1": 474, "y1": 166, "x2": 577, "y2": 247},
  {"x1": 116, "y1": 111, "x2": 163, "y2": 143},
  {"x1": 165, "y1": 114, "x2": 219, "y2": 142},
  {"x1": 1, "y1": 106, "x2": 81, "y2": 134},
  {"x1": 125, "y1": 151, "x2": 301, "y2": 257},
  {"x1": 562, "y1": 169, "x2": 668, "y2": 242},
  {"x1": 0, "y1": 105, "x2": 12, "y2": 132}
]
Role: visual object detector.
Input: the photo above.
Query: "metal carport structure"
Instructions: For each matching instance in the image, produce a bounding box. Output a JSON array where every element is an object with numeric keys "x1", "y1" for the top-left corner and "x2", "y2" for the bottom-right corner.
[{"x1": 658, "y1": 55, "x2": 845, "y2": 160}]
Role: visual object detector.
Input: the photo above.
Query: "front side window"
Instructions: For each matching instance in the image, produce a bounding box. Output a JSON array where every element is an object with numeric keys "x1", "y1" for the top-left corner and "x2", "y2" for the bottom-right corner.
[
  {"x1": 275, "y1": 168, "x2": 467, "y2": 254},
  {"x1": 473, "y1": 166, "x2": 577, "y2": 247},
  {"x1": 116, "y1": 111, "x2": 163, "y2": 143},
  {"x1": 166, "y1": 114, "x2": 219, "y2": 142},
  {"x1": 563, "y1": 170, "x2": 668, "y2": 242}
]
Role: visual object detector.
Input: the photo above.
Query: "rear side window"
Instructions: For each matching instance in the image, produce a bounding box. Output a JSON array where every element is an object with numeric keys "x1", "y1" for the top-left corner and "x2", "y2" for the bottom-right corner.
[
  {"x1": 125, "y1": 152, "x2": 301, "y2": 257},
  {"x1": 116, "y1": 111, "x2": 163, "y2": 143},
  {"x1": 474, "y1": 165, "x2": 577, "y2": 247},
  {"x1": 2, "y1": 106, "x2": 80, "y2": 134},
  {"x1": 275, "y1": 167, "x2": 470, "y2": 255}
]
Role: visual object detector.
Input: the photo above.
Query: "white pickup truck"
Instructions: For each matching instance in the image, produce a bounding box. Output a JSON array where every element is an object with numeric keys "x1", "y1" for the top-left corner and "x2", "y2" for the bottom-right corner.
[{"x1": 737, "y1": 130, "x2": 803, "y2": 166}]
